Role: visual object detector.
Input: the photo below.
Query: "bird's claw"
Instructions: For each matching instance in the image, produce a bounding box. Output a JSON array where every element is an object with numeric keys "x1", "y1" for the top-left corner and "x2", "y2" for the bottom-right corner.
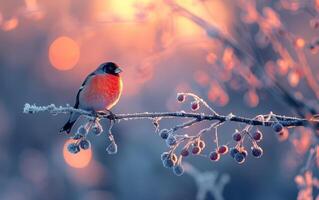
[
  {"x1": 107, "y1": 110, "x2": 116, "y2": 121},
  {"x1": 91, "y1": 110, "x2": 116, "y2": 121}
]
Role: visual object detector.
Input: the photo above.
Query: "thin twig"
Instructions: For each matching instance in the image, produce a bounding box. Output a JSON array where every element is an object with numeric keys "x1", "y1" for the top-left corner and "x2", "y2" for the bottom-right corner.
[{"x1": 23, "y1": 103, "x2": 317, "y2": 128}]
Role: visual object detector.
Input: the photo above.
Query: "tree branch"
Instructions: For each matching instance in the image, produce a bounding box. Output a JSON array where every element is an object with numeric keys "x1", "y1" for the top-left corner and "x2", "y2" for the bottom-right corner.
[{"x1": 23, "y1": 103, "x2": 315, "y2": 128}]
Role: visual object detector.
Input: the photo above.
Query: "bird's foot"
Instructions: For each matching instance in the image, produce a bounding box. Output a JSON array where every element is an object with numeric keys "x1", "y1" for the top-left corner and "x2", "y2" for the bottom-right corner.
[
  {"x1": 106, "y1": 110, "x2": 116, "y2": 121},
  {"x1": 95, "y1": 110, "x2": 116, "y2": 121}
]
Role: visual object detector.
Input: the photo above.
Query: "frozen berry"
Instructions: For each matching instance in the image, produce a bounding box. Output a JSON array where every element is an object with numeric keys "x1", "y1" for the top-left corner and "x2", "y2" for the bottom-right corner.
[
  {"x1": 159, "y1": 129, "x2": 170, "y2": 139},
  {"x1": 230, "y1": 148, "x2": 239, "y2": 158},
  {"x1": 67, "y1": 143, "x2": 80, "y2": 154},
  {"x1": 163, "y1": 158, "x2": 174, "y2": 168},
  {"x1": 191, "y1": 101, "x2": 200, "y2": 111},
  {"x1": 209, "y1": 151, "x2": 220, "y2": 161},
  {"x1": 181, "y1": 149, "x2": 189, "y2": 157},
  {"x1": 272, "y1": 122, "x2": 283, "y2": 133},
  {"x1": 173, "y1": 164, "x2": 184, "y2": 176},
  {"x1": 194, "y1": 140, "x2": 205, "y2": 149},
  {"x1": 232, "y1": 132, "x2": 242, "y2": 142},
  {"x1": 106, "y1": 141, "x2": 117, "y2": 154},
  {"x1": 78, "y1": 126, "x2": 88, "y2": 135},
  {"x1": 166, "y1": 135, "x2": 177, "y2": 147},
  {"x1": 217, "y1": 145, "x2": 229, "y2": 155},
  {"x1": 177, "y1": 94, "x2": 185, "y2": 102},
  {"x1": 192, "y1": 146, "x2": 201, "y2": 155},
  {"x1": 161, "y1": 152, "x2": 169, "y2": 161},
  {"x1": 251, "y1": 146, "x2": 263, "y2": 158},
  {"x1": 252, "y1": 130, "x2": 263, "y2": 142},
  {"x1": 79, "y1": 139, "x2": 91, "y2": 150},
  {"x1": 234, "y1": 153, "x2": 246, "y2": 164}
]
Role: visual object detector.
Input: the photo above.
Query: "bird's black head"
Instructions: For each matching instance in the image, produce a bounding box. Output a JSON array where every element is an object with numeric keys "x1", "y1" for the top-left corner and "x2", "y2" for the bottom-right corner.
[{"x1": 100, "y1": 62, "x2": 122, "y2": 76}]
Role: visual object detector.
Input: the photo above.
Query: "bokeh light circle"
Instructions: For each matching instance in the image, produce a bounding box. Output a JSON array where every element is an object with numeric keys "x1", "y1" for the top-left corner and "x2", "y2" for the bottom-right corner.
[
  {"x1": 49, "y1": 36, "x2": 80, "y2": 71},
  {"x1": 63, "y1": 139, "x2": 92, "y2": 169}
]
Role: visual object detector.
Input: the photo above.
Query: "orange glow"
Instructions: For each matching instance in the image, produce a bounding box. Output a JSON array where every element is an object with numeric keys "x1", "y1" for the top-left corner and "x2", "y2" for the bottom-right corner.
[
  {"x1": 292, "y1": 128, "x2": 312, "y2": 155},
  {"x1": 263, "y1": 7, "x2": 281, "y2": 29},
  {"x1": 93, "y1": 0, "x2": 152, "y2": 22},
  {"x1": 244, "y1": 89, "x2": 259, "y2": 107},
  {"x1": 0, "y1": 12, "x2": 2, "y2": 25},
  {"x1": 24, "y1": 0, "x2": 45, "y2": 21},
  {"x1": 2, "y1": 17, "x2": 18, "y2": 31},
  {"x1": 49, "y1": 36, "x2": 80, "y2": 71},
  {"x1": 208, "y1": 82, "x2": 229, "y2": 106},
  {"x1": 277, "y1": 59, "x2": 289, "y2": 75},
  {"x1": 288, "y1": 71, "x2": 300, "y2": 87},
  {"x1": 174, "y1": 0, "x2": 231, "y2": 37},
  {"x1": 206, "y1": 52, "x2": 217, "y2": 64},
  {"x1": 194, "y1": 70, "x2": 210, "y2": 86},
  {"x1": 63, "y1": 139, "x2": 92, "y2": 169},
  {"x1": 316, "y1": 0, "x2": 319, "y2": 11},
  {"x1": 222, "y1": 48, "x2": 235, "y2": 70},
  {"x1": 294, "y1": 38, "x2": 305, "y2": 48},
  {"x1": 25, "y1": 0, "x2": 38, "y2": 10},
  {"x1": 110, "y1": 0, "x2": 136, "y2": 20}
]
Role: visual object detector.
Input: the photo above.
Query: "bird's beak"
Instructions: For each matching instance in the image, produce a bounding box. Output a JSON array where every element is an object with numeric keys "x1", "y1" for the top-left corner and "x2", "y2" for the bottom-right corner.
[{"x1": 115, "y1": 67, "x2": 122, "y2": 74}]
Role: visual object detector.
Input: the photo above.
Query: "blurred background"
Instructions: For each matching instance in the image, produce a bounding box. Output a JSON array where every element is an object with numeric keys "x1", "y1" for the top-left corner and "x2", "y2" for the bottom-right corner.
[{"x1": 0, "y1": 0, "x2": 318, "y2": 199}]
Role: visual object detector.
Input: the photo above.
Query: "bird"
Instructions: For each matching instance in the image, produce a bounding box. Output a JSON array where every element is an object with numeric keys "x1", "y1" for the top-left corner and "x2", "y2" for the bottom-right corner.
[{"x1": 60, "y1": 62, "x2": 123, "y2": 134}]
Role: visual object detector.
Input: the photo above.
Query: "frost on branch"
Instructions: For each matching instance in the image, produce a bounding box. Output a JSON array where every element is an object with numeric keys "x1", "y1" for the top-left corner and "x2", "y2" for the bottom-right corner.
[{"x1": 23, "y1": 92, "x2": 318, "y2": 176}]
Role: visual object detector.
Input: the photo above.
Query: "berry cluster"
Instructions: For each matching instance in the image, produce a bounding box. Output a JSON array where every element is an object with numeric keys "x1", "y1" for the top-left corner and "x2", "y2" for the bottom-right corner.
[
  {"x1": 67, "y1": 121, "x2": 104, "y2": 154},
  {"x1": 177, "y1": 93, "x2": 200, "y2": 111},
  {"x1": 161, "y1": 152, "x2": 184, "y2": 176},
  {"x1": 228, "y1": 129, "x2": 264, "y2": 164},
  {"x1": 155, "y1": 93, "x2": 293, "y2": 176}
]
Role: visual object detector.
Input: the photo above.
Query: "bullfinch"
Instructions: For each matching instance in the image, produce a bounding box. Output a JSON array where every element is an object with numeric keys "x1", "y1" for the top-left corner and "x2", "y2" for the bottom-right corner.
[{"x1": 60, "y1": 62, "x2": 123, "y2": 134}]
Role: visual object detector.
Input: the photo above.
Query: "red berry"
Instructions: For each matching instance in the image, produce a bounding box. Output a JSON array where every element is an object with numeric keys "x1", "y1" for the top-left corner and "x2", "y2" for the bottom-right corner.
[
  {"x1": 209, "y1": 151, "x2": 220, "y2": 161},
  {"x1": 181, "y1": 149, "x2": 189, "y2": 157},
  {"x1": 230, "y1": 148, "x2": 239, "y2": 158},
  {"x1": 232, "y1": 132, "x2": 242, "y2": 142},
  {"x1": 251, "y1": 146, "x2": 263, "y2": 158},
  {"x1": 194, "y1": 140, "x2": 205, "y2": 149},
  {"x1": 234, "y1": 152, "x2": 245, "y2": 164},
  {"x1": 217, "y1": 145, "x2": 229, "y2": 155},
  {"x1": 177, "y1": 94, "x2": 185, "y2": 102},
  {"x1": 159, "y1": 129, "x2": 169, "y2": 139},
  {"x1": 192, "y1": 146, "x2": 201, "y2": 155},
  {"x1": 195, "y1": 140, "x2": 205, "y2": 150},
  {"x1": 191, "y1": 101, "x2": 200, "y2": 111},
  {"x1": 252, "y1": 130, "x2": 263, "y2": 142}
]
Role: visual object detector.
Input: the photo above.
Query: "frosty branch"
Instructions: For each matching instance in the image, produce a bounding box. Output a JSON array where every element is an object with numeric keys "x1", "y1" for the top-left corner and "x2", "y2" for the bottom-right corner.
[{"x1": 23, "y1": 92, "x2": 319, "y2": 176}]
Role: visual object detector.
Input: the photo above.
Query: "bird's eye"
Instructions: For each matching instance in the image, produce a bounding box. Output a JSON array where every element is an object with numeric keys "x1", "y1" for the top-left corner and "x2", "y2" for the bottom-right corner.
[{"x1": 103, "y1": 65, "x2": 108, "y2": 72}]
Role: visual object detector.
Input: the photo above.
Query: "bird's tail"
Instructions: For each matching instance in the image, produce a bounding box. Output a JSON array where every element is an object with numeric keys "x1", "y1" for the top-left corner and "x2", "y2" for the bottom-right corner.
[{"x1": 60, "y1": 112, "x2": 80, "y2": 134}]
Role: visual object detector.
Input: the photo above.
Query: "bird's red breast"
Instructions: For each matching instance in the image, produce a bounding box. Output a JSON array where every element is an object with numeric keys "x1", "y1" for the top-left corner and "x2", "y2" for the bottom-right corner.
[{"x1": 80, "y1": 74, "x2": 123, "y2": 111}]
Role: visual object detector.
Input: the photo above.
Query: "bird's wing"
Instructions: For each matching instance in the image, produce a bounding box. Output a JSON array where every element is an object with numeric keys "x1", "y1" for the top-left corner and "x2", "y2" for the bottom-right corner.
[{"x1": 74, "y1": 72, "x2": 95, "y2": 108}]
